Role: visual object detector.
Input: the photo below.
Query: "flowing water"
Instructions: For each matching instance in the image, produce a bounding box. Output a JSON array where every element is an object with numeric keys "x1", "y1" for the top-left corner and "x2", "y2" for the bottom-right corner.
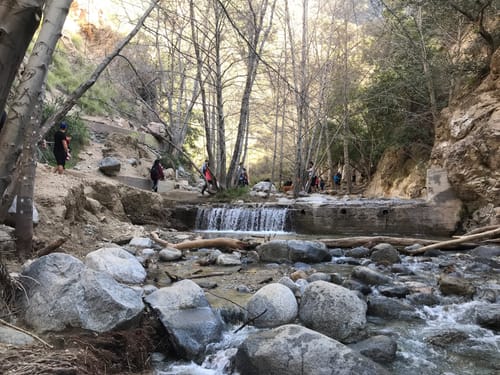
[
  {"x1": 154, "y1": 206, "x2": 500, "y2": 374},
  {"x1": 195, "y1": 206, "x2": 290, "y2": 234}
]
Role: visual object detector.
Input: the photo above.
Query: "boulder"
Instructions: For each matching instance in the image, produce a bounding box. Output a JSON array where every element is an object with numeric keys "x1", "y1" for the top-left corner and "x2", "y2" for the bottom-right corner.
[
  {"x1": 98, "y1": 157, "x2": 121, "y2": 176},
  {"x1": 158, "y1": 248, "x2": 183, "y2": 262},
  {"x1": 235, "y1": 324, "x2": 390, "y2": 375},
  {"x1": 299, "y1": 280, "x2": 367, "y2": 342},
  {"x1": 352, "y1": 266, "x2": 393, "y2": 286},
  {"x1": 370, "y1": 243, "x2": 400, "y2": 264},
  {"x1": 85, "y1": 247, "x2": 147, "y2": 284},
  {"x1": 246, "y1": 283, "x2": 298, "y2": 328},
  {"x1": 349, "y1": 335, "x2": 397, "y2": 363},
  {"x1": 19, "y1": 253, "x2": 144, "y2": 333},
  {"x1": 367, "y1": 295, "x2": 421, "y2": 321},
  {"x1": 257, "y1": 240, "x2": 330, "y2": 264},
  {"x1": 144, "y1": 279, "x2": 224, "y2": 360}
]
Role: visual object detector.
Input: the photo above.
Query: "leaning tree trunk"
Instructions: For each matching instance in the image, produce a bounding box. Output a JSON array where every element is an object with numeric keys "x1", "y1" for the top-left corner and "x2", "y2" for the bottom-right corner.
[
  {"x1": 0, "y1": 0, "x2": 45, "y2": 194},
  {"x1": 0, "y1": 0, "x2": 45, "y2": 115},
  {"x1": 9, "y1": 0, "x2": 72, "y2": 259}
]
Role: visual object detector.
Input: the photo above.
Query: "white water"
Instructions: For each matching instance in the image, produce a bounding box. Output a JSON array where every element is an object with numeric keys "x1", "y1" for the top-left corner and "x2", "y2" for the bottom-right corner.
[{"x1": 195, "y1": 207, "x2": 289, "y2": 233}]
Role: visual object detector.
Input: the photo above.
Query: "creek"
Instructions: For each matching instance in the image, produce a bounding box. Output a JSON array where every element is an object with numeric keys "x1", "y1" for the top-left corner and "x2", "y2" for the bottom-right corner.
[{"x1": 154, "y1": 204, "x2": 500, "y2": 374}]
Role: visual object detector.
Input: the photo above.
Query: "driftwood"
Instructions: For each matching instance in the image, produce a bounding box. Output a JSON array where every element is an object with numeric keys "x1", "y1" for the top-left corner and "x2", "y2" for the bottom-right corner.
[
  {"x1": 150, "y1": 231, "x2": 246, "y2": 251},
  {"x1": 319, "y1": 236, "x2": 439, "y2": 248},
  {"x1": 407, "y1": 226, "x2": 500, "y2": 255},
  {"x1": 36, "y1": 237, "x2": 67, "y2": 257}
]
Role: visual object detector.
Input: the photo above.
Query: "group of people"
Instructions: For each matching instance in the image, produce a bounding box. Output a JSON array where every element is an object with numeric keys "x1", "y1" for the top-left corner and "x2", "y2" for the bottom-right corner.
[{"x1": 305, "y1": 161, "x2": 342, "y2": 193}]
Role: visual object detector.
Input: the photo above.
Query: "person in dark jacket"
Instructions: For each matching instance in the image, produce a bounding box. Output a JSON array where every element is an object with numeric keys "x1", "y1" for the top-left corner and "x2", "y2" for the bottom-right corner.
[
  {"x1": 150, "y1": 159, "x2": 164, "y2": 192},
  {"x1": 53, "y1": 122, "x2": 70, "y2": 174}
]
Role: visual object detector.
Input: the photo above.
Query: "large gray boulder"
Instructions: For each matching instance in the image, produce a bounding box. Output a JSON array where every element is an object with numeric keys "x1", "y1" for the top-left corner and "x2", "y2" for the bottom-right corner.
[
  {"x1": 235, "y1": 324, "x2": 390, "y2": 375},
  {"x1": 299, "y1": 281, "x2": 367, "y2": 342},
  {"x1": 257, "y1": 240, "x2": 330, "y2": 264},
  {"x1": 85, "y1": 247, "x2": 147, "y2": 284},
  {"x1": 19, "y1": 253, "x2": 144, "y2": 333},
  {"x1": 98, "y1": 157, "x2": 121, "y2": 176},
  {"x1": 144, "y1": 279, "x2": 224, "y2": 360},
  {"x1": 246, "y1": 283, "x2": 298, "y2": 328}
]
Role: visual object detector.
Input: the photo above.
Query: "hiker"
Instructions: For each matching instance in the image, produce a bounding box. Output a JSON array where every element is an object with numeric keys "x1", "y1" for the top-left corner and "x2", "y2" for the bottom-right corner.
[
  {"x1": 201, "y1": 160, "x2": 214, "y2": 195},
  {"x1": 334, "y1": 171, "x2": 342, "y2": 187},
  {"x1": 238, "y1": 163, "x2": 249, "y2": 186},
  {"x1": 53, "y1": 122, "x2": 70, "y2": 174},
  {"x1": 307, "y1": 161, "x2": 317, "y2": 193},
  {"x1": 150, "y1": 159, "x2": 164, "y2": 192}
]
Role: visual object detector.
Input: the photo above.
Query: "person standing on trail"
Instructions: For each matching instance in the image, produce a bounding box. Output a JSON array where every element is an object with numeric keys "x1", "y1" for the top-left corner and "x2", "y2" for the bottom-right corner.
[
  {"x1": 150, "y1": 159, "x2": 164, "y2": 192},
  {"x1": 201, "y1": 160, "x2": 214, "y2": 195},
  {"x1": 53, "y1": 122, "x2": 70, "y2": 174}
]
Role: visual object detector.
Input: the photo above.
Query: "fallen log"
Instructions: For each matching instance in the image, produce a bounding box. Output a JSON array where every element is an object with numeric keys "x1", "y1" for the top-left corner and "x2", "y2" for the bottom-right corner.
[
  {"x1": 319, "y1": 236, "x2": 439, "y2": 248},
  {"x1": 407, "y1": 226, "x2": 500, "y2": 255},
  {"x1": 36, "y1": 237, "x2": 67, "y2": 257},
  {"x1": 150, "y1": 231, "x2": 246, "y2": 251},
  {"x1": 461, "y1": 224, "x2": 500, "y2": 236}
]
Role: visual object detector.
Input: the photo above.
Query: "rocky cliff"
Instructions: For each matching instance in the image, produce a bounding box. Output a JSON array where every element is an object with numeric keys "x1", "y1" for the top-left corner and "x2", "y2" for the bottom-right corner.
[{"x1": 431, "y1": 48, "x2": 500, "y2": 228}]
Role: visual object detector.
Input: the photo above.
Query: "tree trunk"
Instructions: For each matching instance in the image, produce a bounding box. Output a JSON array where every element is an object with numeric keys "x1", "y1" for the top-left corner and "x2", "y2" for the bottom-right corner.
[
  {"x1": 8, "y1": 0, "x2": 72, "y2": 258},
  {"x1": 0, "y1": 0, "x2": 45, "y2": 114}
]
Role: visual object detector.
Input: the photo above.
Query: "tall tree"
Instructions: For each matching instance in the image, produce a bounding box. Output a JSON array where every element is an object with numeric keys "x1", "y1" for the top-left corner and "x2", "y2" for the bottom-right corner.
[
  {"x1": 0, "y1": 0, "x2": 45, "y2": 115},
  {"x1": 7, "y1": 0, "x2": 72, "y2": 259}
]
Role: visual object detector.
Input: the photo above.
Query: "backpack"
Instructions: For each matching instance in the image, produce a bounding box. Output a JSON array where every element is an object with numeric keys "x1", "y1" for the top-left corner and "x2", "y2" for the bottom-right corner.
[{"x1": 150, "y1": 165, "x2": 159, "y2": 180}]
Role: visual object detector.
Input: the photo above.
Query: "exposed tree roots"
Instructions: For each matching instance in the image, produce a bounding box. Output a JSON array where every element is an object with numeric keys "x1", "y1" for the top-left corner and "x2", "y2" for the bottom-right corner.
[{"x1": 0, "y1": 313, "x2": 171, "y2": 375}]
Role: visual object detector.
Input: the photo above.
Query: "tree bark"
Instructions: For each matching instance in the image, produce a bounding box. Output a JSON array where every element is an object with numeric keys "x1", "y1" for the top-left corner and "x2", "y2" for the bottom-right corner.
[
  {"x1": 11, "y1": 0, "x2": 72, "y2": 259},
  {"x1": 0, "y1": 0, "x2": 45, "y2": 114},
  {"x1": 150, "y1": 231, "x2": 246, "y2": 251}
]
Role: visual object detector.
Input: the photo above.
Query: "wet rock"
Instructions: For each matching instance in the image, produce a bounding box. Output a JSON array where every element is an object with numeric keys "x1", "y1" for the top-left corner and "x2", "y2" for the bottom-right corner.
[
  {"x1": 378, "y1": 284, "x2": 410, "y2": 298},
  {"x1": 438, "y1": 275, "x2": 475, "y2": 297},
  {"x1": 290, "y1": 270, "x2": 307, "y2": 281},
  {"x1": 85, "y1": 247, "x2": 147, "y2": 284},
  {"x1": 19, "y1": 253, "x2": 144, "y2": 333},
  {"x1": 425, "y1": 329, "x2": 469, "y2": 347},
  {"x1": 345, "y1": 246, "x2": 370, "y2": 258},
  {"x1": 474, "y1": 304, "x2": 500, "y2": 331},
  {"x1": 349, "y1": 334, "x2": 397, "y2": 363},
  {"x1": 288, "y1": 240, "x2": 330, "y2": 263},
  {"x1": 342, "y1": 278, "x2": 372, "y2": 295},
  {"x1": 158, "y1": 247, "x2": 182, "y2": 262},
  {"x1": 144, "y1": 279, "x2": 223, "y2": 360},
  {"x1": 257, "y1": 240, "x2": 330, "y2": 264},
  {"x1": 235, "y1": 324, "x2": 390, "y2": 375},
  {"x1": 352, "y1": 266, "x2": 393, "y2": 286},
  {"x1": 329, "y1": 248, "x2": 344, "y2": 257},
  {"x1": 246, "y1": 283, "x2": 298, "y2": 328},
  {"x1": 470, "y1": 245, "x2": 500, "y2": 258},
  {"x1": 299, "y1": 281, "x2": 367, "y2": 342},
  {"x1": 407, "y1": 292, "x2": 440, "y2": 307},
  {"x1": 367, "y1": 295, "x2": 421, "y2": 321},
  {"x1": 370, "y1": 243, "x2": 401, "y2": 264},
  {"x1": 217, "y1": 253, "x2": 242, "y2": 266},
  {"x1": 129, "y1": 237, "x2": 153, "y2": 248},
  {"x1": 307, "y1": 272, "x2": 331, "y2": 283},
  {"x1": 390, "y1": 263, "x2": 414, "y2": 275}
]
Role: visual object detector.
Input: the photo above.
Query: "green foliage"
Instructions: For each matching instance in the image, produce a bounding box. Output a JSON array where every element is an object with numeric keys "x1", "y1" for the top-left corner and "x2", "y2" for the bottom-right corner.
[
  {"x1": 46, "y1": 44, "x2": 120, "y2": 116},
  {"x1": 214, "y1": 186, "x2": 251, "y2": 202},
  {"x1": 39, "y1": 102, "x2": 89, "y2": 169}
]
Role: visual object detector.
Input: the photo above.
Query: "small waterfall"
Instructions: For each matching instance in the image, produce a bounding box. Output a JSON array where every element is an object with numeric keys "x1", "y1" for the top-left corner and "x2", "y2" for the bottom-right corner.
[{"x1": 195, "y1": 206, "x2": 289, "y2": 233}]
